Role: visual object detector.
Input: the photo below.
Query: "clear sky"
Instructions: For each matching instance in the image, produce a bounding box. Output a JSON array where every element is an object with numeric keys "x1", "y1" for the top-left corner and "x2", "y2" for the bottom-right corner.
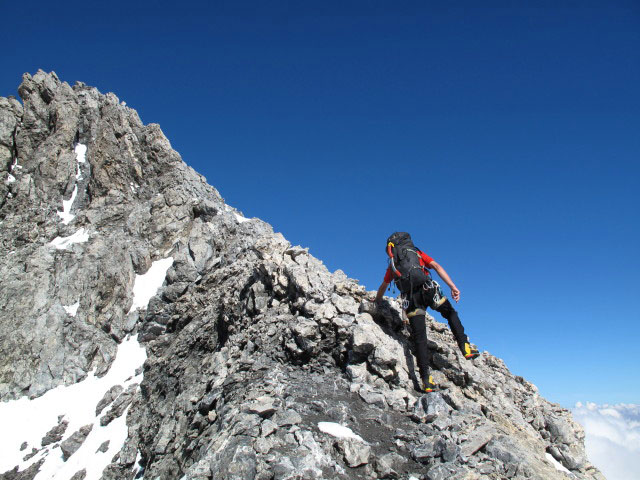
[{"x1": 2, "y1": 1, "x2": 639, "y2": 407}]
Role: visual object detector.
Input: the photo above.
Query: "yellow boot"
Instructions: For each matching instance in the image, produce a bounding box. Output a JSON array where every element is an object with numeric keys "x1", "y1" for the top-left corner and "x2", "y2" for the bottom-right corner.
[
  {"x1": 421, "y1": 375, "x2": 438, "y2": 393},
  {"x1": 464, "y1": 342, "x2": 480, "y2": 360}
]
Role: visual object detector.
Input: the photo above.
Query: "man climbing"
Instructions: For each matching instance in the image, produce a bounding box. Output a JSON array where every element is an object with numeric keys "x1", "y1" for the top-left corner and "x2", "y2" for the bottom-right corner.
[{"x1": 373, "y1": 232, "x2": 479, "y2": 393}]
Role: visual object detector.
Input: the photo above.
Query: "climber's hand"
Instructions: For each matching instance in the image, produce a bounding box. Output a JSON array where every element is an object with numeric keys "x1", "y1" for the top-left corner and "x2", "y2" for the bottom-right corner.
[{"x1": 451, "y1": 288, "x2": 460, "y2": 302}]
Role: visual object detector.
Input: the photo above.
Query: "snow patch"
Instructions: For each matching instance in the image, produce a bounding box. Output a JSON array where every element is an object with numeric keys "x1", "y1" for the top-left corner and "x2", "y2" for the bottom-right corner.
[
  {"x1": 63, "y1": 302, "x2": 80, "y2": 317},
  {"x1": 49, "y1": 228, "x2": 90, "y2": 250},
  {"x1": 0, "y1": 336, "x2": 146, "y2": 478},
  {"x1": 57, "y1": 186, "x2": 78, "y2": 224},
  {"x1": 55, "y1": 144, "x2": 87, "y2": 224},
  {"x1": 545, "y1": 453, "x2": 572, "y2": 475},
  {"x1": 128, "y1": 257, "x2": 174, "y2": 313},
  {"x1": 10, "y1": 157, "x2": 21, "y2": 172},
  {"x1": 6, "y1": 173, "x2": 15, "y2": 184},
  {"x1": 317, "y1": 422, "x2": 365, "y2": 443},
  {"x1": 134, "y1": 450, "x2": 143, "y2": 477},
  {"x1": 234, "y1": 212, "x2": 251, "y2": 224},
  {"x1": 75, "y1": 144, "x2": 87, "y2": 163}
]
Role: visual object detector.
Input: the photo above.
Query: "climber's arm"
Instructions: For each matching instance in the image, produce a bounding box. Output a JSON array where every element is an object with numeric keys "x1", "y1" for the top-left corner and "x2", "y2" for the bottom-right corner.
[
  {"x1": 374, "y1": 282, "x2": 389, "y2": 304},
  {"x1": 428, "y1": 260, "x2": 460, "y2": 302}
]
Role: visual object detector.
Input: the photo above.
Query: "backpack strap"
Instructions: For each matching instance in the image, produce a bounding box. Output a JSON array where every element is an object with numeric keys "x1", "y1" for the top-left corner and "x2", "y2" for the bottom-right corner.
[{"x1": 387, "y1": 241, "x2": 402, "y2": 278}]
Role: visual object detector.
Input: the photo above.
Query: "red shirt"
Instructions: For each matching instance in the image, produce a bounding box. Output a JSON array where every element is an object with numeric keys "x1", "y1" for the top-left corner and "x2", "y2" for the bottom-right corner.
[{"x1": 383, "y1": 250, "x2": 434, "y2": 284}]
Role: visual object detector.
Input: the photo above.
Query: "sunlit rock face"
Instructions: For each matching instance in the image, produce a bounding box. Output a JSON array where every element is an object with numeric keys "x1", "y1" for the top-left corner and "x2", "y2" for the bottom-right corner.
[{"x1": 0, "y1": 71, "x2": 605, "y2": 480}]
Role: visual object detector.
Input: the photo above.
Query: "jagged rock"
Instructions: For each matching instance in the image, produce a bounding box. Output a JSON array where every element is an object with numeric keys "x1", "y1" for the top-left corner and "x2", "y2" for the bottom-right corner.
[
  {"x1": 0, "y1": 72, "x2": 603, "y2": 480},
  {"x1": 272, "y1": 457, "x2": 297, "y2": 480},
  {"x1": 41, "y1": 419, "x2": 68, "y2": 446},
  {"x1": 254, "y1": 436, "x2": 273, "y2": 454},
  {"x1": 96, "y1": 440, "x2": 110, "y2": 453},
  {"x1": 337, "y1": 438, "x2": 371, "y2": 467},
  {"x1": 291, "y1": 318, "x2": 320, "y2": 355},
  {"x1": 426, "y1": 463, "x2": 469, "y2": 480},
  {"x1": 358, "y1": 384, "x2": 388, "y2": 409},
  {"x1": 412, "y1": 437, "x2": 444, "y2": 463},
  {"x1": 100, "y1": 383, "x2": 137, "y2": 426},
  {"x1": 247, "y1": 396, "x2": 278, "y2": 418},
  {"x1": 460, "y1": 425, "x2": 494, "y2": 459},
  {"x1": 351, "y1": 315, "x2": 378, "y2": 355},
  {"x1": 424, "y1": 392, "x2": 453, "y2": 423},
  {"x1": 374, "y1": 452, "x2": 404, "y2": 478},
  {"x1": 484, "y1": 435, "x2": 527, "y2": 465},
  {"x1": 274, "y1": 409, "x2": 302, "y2": 427},
  {"x1": 0, "y1": 459, "x2": 45, "y2": 480},
  {"x1": 95, "y1": 385, "x2": 124, "y2": 415},
  {"x1": 22, "y1": 447, "x2": 40, "y2": 462},
  {"x1": 61, "y1": 424, "x2": 93, "y2": 460},
  {"x1": 69, "y1": 470, "x2": 86, "y2": 480},
  {"x1": 384, "y1": 389, "x2": 409, "y2": 411},
  {"x1": 261, "y1": 419, "x2": 278, "y2": 437},
  {"x1": 225, "y1": 445, "x2": 257, "y2": 480}
]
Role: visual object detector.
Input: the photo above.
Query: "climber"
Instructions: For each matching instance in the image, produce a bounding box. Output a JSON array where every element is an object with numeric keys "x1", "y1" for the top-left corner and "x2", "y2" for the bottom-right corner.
[{"x1": 372, "y1": 232, "x2": 479, "y2": 394}]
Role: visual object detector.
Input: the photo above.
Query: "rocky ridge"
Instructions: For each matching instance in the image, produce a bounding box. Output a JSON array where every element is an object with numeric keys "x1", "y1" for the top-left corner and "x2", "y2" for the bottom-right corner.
[{"x1": 0, "y1": 71, "x2": 605, "y2": 480}]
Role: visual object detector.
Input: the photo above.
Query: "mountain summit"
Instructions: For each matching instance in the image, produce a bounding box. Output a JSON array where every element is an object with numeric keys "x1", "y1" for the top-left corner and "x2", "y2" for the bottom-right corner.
[{"x1": 0, "y1": 71, "x2": 604, "y2": 480}]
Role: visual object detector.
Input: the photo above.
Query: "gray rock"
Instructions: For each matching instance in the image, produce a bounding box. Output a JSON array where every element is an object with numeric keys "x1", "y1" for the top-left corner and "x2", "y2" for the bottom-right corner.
[
  {"x1": 292, "y1": 318, "x2": 320, "y2": 354},
  {"x1": 274, "y1": 409, "x2": 302, "y2": 427},
  {"x1": 153, "y1": 419, "x2": 176, "y2": 454},
  {"x1": 61, "y1": 424, "x2": 93, "y2": 460},
  {"x1": 549, "y1": 443, "x2": 588, "y2": 470},
  {"x1": 22, "y1": 447, "x2": 41, "y2": 462},
  {"x1": 96, "y1": 440, "x2": 110, "y2": 453},
  {"x1": 346, "y1": 363, "x2": 370, "y2": 383},
  {"x1": 100, "y1": 383, "x2": 137, "y2": 426},
  {"x1": 426, "y1": 463, "x2": 467, "y2": 480},
  {"x1": 375, "y1": 452, "x2": 404, "y2": 478},
  {"x1": 247, "y1": 396, "x2": 278, "y2": 418},
  {"x1": 384, "y1": 389, "x2": 408, "y2": 411},
  {"x1": 273, "y1": 456, "x2": 297, "y2": 480},
  {"x1": 225, "y1": 445, "x2": 257, "y2": 480},
  {"x1": 460, "y1": 426, "x2": 494, "y2": 459},
  {"x1": 351, "y1": 315, "x2": 378, "y2": 355},
  {"x1": 484, "y1": 435, "x2": 526, "y2": 465},
  {"x1": 254, "y1": 436, "x2": 273, "y2": 454},
  {"x1": 424, "y1": 392, "x2": 453, "y2": 422},
  {"x1": 41, "y1": 419, "x2": 68, "y2": 446},
  {"x1": 358, "y1": 384, "x2": 388, "y2": 409},
  {"x1": 95, "y1": 385, "x2": 124, "y2": 415},
  {"x1": 338, "y1": 438, "x2": 371, "y2": 467},
  {"x1": 69, "y1": 469, "x2": 86, "y2": 480},
  {"x1": 184, "y1": 459, "x2": 212, "y2": 480},
  {"x1": 261, "y1": 419, "x2": 278, "y2": 437},
  {"x1": 412, "y1": 437, "x2": 443, "y2": 463}
]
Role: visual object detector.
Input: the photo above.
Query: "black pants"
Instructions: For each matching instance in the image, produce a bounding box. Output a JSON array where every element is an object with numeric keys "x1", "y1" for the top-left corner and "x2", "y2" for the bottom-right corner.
[{"x1": 407, "y1": 290, "x2": 469, "y2": 383}]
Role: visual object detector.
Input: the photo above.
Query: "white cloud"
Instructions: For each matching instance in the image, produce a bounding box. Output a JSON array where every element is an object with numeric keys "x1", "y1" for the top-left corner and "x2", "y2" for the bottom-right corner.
[{"x1": 572, "y1": 402, "x2": 640, "y2": 480}]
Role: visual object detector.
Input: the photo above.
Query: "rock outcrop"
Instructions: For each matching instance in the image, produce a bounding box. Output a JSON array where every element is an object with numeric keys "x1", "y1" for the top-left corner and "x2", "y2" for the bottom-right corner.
[{"x1": 0, "y1": 71, "x2": 605, "y2": 480}]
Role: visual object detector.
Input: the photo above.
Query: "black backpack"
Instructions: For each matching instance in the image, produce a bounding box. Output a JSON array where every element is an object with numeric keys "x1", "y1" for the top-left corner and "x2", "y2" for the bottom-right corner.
[{"x1": 386, "y1": 232, "x2": 429, "y2": 294}]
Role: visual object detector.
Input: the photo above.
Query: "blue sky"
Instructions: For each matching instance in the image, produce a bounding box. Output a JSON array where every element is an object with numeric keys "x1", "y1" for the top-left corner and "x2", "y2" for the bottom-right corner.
[{"x1": 2, "y1": 1, "x2": 639, "y2": 407}]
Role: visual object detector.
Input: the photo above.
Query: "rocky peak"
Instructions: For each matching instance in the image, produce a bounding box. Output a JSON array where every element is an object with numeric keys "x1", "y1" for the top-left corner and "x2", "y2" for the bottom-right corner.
[{"x1": 0, "y1": 71, "x2": 604, "y2": 480}]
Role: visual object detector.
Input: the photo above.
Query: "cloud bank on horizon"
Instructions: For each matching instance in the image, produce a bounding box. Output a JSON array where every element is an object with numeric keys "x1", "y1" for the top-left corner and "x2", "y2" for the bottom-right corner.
[{"x1": 572, "y1": 402, "x2": 640, "y2": 480}]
